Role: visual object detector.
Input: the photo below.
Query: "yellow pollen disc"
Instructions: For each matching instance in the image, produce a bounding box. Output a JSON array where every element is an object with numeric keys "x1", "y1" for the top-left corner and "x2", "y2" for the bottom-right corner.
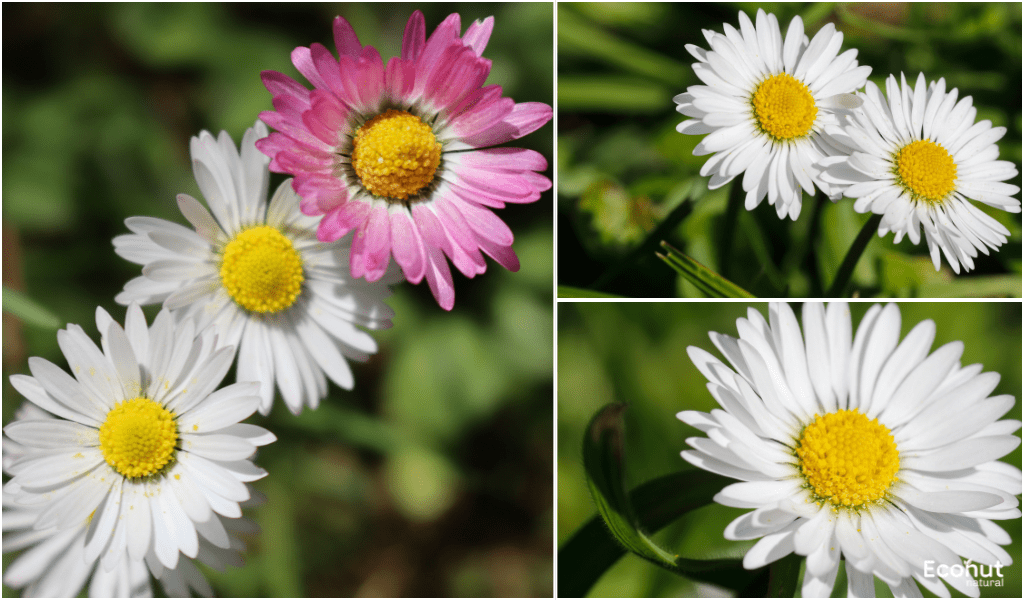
[
  {"x1": 796, "y1": 409, "x2": 900, "y2": 508},
  {"x1": 893, "y1": 140, "x2": 957, "y2": 204},
  {"x1": 752, "y1": 73, "x2": 818, "y2": 141},
  {"x1": 220, "y1": 225, "x2": 304, "y2": 313},
  {"x1": 351, "y1": 109, "x2": 442, "y2": 200},
  {"x1": 99, "y1": 398, "x2": 178, "y2": 479}
]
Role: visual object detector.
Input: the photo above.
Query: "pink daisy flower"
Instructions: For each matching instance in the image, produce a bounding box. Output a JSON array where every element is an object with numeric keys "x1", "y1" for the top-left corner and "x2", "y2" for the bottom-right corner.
[{"x1": 257, "y1": 10, "x2": 552, "y2": 310}]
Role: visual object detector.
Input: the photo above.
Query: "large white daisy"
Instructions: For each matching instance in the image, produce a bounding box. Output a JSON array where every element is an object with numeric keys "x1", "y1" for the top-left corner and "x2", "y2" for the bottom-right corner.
[
  {"x1": 114, "y1": 120, "x2": 398, "y2": 415},
  {"x1": 679, "y1": 302, "x2": 1021, "y2": 597},
  {"x1": 820, "y1": 73, "x2": 1021, "y2": 273},
  {"x1": 3, "y1": 303, "x2": 275, "y2": 581},
  {"x1": 674, "y1": 9, "x2": 871, "y2": 219}
]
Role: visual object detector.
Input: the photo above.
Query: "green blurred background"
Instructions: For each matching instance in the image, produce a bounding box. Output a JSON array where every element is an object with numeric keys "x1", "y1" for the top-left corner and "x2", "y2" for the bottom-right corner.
[
  {"x1": 2, "y1": 3, "x2": 553, "y2": 596},
  {"x1": 558, "y1": 301, "x2": 1023, "y2": 597},
  {"x1": 558, "y1": 2, "x2": 1023, "y2": 298}
]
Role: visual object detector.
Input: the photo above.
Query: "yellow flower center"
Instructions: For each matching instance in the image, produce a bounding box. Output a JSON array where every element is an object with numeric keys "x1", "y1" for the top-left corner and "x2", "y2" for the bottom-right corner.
[
  {"x1": 220, "y1": 225, "x2": 304, "y2": 313},
  {"x1": 796, "y1": 409, "x2": 900, "y2": 508},
  {"x1": 99, "y1": 398, "x2": 178, "y2": 479},
  {"x1": 351, "y1": 109, "x2": 442, "y2": 201},
  {"x1": 893, "y1": 140, "x2": 957, "y2": 204},
  {"x1": 751, "y1": 73, "x2": 818, "y2": 141}
]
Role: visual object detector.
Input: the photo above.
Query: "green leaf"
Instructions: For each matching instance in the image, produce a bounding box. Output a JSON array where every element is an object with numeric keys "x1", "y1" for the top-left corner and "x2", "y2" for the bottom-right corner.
[
  {"x1": 768, "y1": 552, "x2": 803, "y2": 597},
  {"x1": 2, "y1": 286, "x2": 62, "y2": 330},
  {"x1": 558, "y1": 6, "x2": 688, "y2": 86},
  {"x1": 558, "y1": 76, "x2": 669, "y2": 113},
  {"x1": 657, "y1": 243, "x2": 756, "y2": 298},
  {"x1": 562, "y1": 404, "x2": 752, "y2": 596},
  {"x1": 557, "y1": 286, "x2": 624, "y2": 299}
]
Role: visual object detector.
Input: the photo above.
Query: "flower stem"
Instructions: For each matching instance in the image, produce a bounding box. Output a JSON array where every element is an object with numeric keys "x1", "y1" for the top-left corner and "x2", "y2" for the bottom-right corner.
[{"x1": 826, "y1": 213, "x2": 882, "y2": 297}]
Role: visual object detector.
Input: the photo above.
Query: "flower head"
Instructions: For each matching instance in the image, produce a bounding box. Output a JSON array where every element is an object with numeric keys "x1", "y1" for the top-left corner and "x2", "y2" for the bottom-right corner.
[
  {"x1": 257, "y1": 10, "x2": 553, "y2": 310},
  {"x1": 680, "y1": 302, "x2": 1021, "y2": 597},
  {"x1": 114, "y1": 121, "x2": 397, "y2": 414},
  {"x1": 3, "y1": 304, "x2": 275, "y2": 577},
  {"x1": 674, "y1": 9, "x2": 871, "y2": 219},
  {"x1": 820, "y1": 73, "x2": 1022, "y2": 273}
]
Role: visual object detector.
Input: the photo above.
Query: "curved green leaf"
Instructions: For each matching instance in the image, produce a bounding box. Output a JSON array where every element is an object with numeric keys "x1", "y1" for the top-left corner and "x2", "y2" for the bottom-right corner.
[
  {"x1": 562, "y1": 403, "x2": 755, "y2": 596},
  {"x1": 2, "y1": 286, "x2": 62, "y2": 330},
  {"x1": 657, "y1": 242, "x2": 756, "y2": 298}
]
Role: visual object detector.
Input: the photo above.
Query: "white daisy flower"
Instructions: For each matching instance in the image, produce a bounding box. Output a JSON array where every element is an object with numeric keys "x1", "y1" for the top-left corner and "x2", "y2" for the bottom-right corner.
[
  {"x1": 3, "y1": 303, "x2": 275, "y2": 581},
  {"x1": 3, "y1": 403, "x2": 154, "y2": 598},
  {"x1": 4, "y1": 404, "x2": 256, "y2": 600},
  {"x1": 820, "y1": 73, "x2": 1022, "y2": 273},
  {"x1": 114, "y1": 120, "x2": 399, "y2": 415},
  {"x1": 674, "y1": 9, "x2": 871, "y2": 220},
  {"x1": 679, "y1": 302, "x2": 1021, "y2": 597}
]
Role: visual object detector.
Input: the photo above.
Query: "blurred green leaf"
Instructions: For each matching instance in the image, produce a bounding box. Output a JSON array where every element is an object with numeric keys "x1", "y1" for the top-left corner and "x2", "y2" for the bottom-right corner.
[
  {"x1": 558, "y1": 6, "x2": 688, "y2": 86},
  {"x1": 919, "y1": 274, "x2": 1022, "y2": 298},
  {"x1": 559, "y1": 76, "x2": 669, "y2": 113},
  {"x1": 558, "y1": 286, "x2": 623, "y2": 299},
  {"x1": 2, "y1": 286, "x2": 62, "y2": 330},
  {"x1": 657, "y1": 243, "x2": 755, "y2": 298},
  {"x1": 572, "y1": 404, "x2": 751, "y2": 596}
]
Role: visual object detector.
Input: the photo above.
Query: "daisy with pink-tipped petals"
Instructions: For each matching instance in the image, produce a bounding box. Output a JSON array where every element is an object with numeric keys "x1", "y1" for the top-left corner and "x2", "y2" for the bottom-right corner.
[{"x1": 258, "y1": 10, "x2": 552, "y2": 310}]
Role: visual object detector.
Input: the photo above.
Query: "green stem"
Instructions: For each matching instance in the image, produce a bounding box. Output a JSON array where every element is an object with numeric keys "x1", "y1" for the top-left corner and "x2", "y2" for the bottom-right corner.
[
  {"x1": 826, "y1": 213, "x2": 882, "y2": 297},
  {"x1": 718, "y1": 181, "x2": 744, "y2": 279},
  {"x1": 591, "y1": 197, "x2": 694, "y2": 291}
]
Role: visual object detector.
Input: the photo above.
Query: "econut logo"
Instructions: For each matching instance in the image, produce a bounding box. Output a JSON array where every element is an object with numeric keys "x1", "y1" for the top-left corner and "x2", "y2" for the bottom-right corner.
[{"x1": 923, "y1": 560, "x2": 1006, "y2": 587}]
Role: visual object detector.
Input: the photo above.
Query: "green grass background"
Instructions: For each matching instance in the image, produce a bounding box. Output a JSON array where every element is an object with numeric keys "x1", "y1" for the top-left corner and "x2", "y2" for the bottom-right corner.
[
  {"x1": 2, "y1": 3, "x2": 553, "y2": 596},
  {"x1": 558, "y1": 301, "x2": 1023, "y2": 597},
  {"x1": 558, "y1": 2, "x2": 1022, "y2": 298}
]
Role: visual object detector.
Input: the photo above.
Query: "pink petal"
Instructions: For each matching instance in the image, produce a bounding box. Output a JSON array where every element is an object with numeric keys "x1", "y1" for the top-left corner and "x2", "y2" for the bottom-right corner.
[
  {"x1": 450, "y1": 95, "x2": 515, "y2": 141},
  {"x1": 449, "y1": 195, "x2": 514, "y2": 246},
  {"x1": 423, "y1": 245, "x2": 456, "y2": 311},
  {"x1": 522, "y1": 171, "x2": 554, "y2": 194},
  {"x1": 475, "y1": 232, "x2": 520, "y2": 272},
  {"x1": 318, "y1": 200, "x2": 370, "y2": 242},
  {"x1": 453, "y1": 166, "x2": 540, "y2": 202},
  {"x1": 462, "y1": 17, "x2": 495, "y2": 56},
  {"x1": 426, "y1": 49, "x2": 491, "y2": 109},
  {"x1": 361, "y1": 206, "x2": 393, "y2": 282},
  {"x1": 455, "y1": 147, "x2": 548, "y2": 173},
  {"x1": 413, "y1": 14, "x2": 464, "y2": 98},
  {"x1": 311, "y1": 42, "x2": 349, "y2": 102},
  {"x1": 333, "y1": 15, "x2": 363, "y2": 58},
  {"x1": 291, "y1": 46, "x2": 328, "y2": 91},
  {"x1": 385, "y1": 57, "x2": 417, "y2": 101},
  {"x1": 431, "y1": 200, "x2": 487, "y2": 277},
  {"x1": 504, "y1": 102, "x2": 554, "y2": 138},
  {"x1": 401, "y1": 11, "x2": 427, "y2": 61},
  {"x1": 303, "y1": 91, "x2": 348, "y2": 146},
  {"x1": 276, "y1": 147, "x2": 335, "y2": 173},
  {"x1": 260, "y1": 70, "x2": 312, "y2": 103},
  {"x1": 389, "y1": 208, "x2": 427, "y2": 283},
  {"x1": 458, "y1": 101, "x2": 553, "y2": 148}
]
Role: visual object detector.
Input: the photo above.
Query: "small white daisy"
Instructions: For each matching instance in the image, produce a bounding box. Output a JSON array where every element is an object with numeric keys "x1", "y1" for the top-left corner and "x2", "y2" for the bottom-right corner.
[
  {"x1": 3, "y1": 303, "x2": 275, "y2": 579},
  {"x1": 820, "y1": 73, "x2": 1022, "y2": 273},
  {"x1": 114, "y1": 120, "x2": 399, "y2": 415},
  {"x1": 679, "y1": 302, "x2": 1021, "y2": 597},
  {"x1": 674, "y1": 9, "x2": 871, "y2": 219}
]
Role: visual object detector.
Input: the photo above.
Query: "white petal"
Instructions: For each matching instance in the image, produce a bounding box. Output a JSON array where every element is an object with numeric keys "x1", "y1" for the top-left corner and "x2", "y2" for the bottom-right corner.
[
  {"x1": 902, "y1": 435, "x2": 1021, "y2": 471},
  {"x1": 182, "y1": 433, "x2": 257, "y2": 462},
  {"x1": 715, "y1": 479, "x2": 804, "y2": 509},
  {"x1": 893, "y1": 484, "x2": 1003, "y2": 513},
  {"x1": 742, "y1": 519, "x2": 800, "y2": 569}
]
